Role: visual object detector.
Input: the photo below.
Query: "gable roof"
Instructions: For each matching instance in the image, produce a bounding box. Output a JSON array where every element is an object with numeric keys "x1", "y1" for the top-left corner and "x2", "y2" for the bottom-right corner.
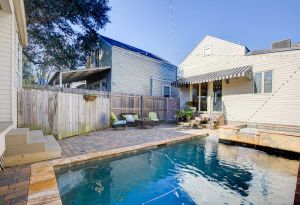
[
  {"x1": 100, "y1": 35, "x2": 173, "y2": 65},
  {"x1": 179, "y1": 35, "x2": 248, "y2": 65}
]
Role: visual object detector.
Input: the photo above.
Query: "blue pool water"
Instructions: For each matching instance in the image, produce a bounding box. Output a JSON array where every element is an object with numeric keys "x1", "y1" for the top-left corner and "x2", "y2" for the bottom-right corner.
[{"x1": 55, "y1": 136, "x2": 299, "y2": 205}]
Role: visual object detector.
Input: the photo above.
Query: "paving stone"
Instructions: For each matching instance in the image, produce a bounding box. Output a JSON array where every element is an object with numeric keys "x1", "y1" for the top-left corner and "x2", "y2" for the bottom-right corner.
[
  {"x1": 0, "y1": 186, "x2": 8, "y2": 196},
  {"x1": 9, "y1": 195, "x2": 27, "y2": 205},
  {"x1": 4, "y1": 189, "x2": 27, "y2": 201}
]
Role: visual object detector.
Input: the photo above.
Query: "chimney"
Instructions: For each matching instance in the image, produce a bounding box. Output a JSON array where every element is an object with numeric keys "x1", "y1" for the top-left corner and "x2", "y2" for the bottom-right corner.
[{"x1": 272, "y1": 39, "x2": 291, "y2": 49}]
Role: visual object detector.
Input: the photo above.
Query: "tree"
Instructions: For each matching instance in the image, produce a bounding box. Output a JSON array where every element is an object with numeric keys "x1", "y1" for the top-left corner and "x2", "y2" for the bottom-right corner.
[{"x1": 23, "y1": 0, "x2": 111, "y2": 84}]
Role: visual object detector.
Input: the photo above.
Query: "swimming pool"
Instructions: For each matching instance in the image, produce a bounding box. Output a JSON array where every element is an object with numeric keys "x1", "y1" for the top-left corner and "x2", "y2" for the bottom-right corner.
[{"x1": 55, "y1": 135, "x2": 299, "y2": 205}]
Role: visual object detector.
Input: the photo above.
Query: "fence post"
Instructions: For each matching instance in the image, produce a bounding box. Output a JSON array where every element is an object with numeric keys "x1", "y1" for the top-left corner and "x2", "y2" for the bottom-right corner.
[
  {"x1": 166, "y1": 97, "x2": 169, "y2": 122},
  {"x1": 140, "y1": 96, "x2": 143, "y2": 118},
  {"x1": 109, "y1": 92, "x2": 112, "y2": 114}
]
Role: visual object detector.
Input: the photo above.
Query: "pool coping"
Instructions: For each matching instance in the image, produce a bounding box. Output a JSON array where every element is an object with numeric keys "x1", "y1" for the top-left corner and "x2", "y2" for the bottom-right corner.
[{"x1": 27, "y1": 133, "x2": 208, "y2": 205}]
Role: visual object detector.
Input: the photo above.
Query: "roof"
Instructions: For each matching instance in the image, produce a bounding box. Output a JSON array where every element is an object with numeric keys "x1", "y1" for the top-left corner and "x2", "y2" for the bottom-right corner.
[
  {"x1": 48, "y1": 67, "x2": 111, "y2": 85},
  {"x1": 172, "y1": 65, "x2": 253, "y2": 86},
  {"x1": 246, "y1": 47, "x2": 300, "y2": 56},
  {"x1": 100, "y1": 35, "x2": 173, "y2": 65}
]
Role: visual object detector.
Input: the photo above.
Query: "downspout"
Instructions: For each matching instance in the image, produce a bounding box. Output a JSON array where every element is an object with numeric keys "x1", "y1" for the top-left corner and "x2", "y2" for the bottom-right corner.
[{"x1": 150, "y1": 76, "x2": 153, "y2": 96}]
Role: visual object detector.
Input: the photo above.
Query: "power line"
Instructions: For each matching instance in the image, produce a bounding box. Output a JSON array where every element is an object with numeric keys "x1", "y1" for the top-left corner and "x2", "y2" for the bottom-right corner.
[
  {"x1": 245, "y1": 66, "x2": 300, "y2": 122},
  {"x1": 169, "y1": 0, "x2": 178, "y2": 61}
]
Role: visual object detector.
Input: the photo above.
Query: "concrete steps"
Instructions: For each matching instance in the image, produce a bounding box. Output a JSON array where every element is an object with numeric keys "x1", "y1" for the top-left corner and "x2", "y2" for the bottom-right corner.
[{"x1": 4, "y1": 128, "x2": 62, "y2": 167}]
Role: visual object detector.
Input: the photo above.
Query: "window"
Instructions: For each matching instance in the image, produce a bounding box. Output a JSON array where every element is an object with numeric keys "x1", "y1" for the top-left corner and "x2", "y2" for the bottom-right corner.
[
  {"x1": 163, "y1": 86, "x2": 171, "y2": 97},
  {"x1": 254, "y1": 73, "x2": 262, "y2": 93},
  {"x1": 264, "y1": 71, "x2": 273, "y2": 93},
  {"x1": 203, "y1": 47, "x2": 211, "y2": 57},
  {"x1": 254, "y1": 71, "x2": 273, "y2": 93}
]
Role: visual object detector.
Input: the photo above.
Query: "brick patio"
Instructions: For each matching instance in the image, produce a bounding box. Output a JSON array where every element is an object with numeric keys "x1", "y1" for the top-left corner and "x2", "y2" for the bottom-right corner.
[{"x1": 0, "y1": 124, "x2": 208, "y2": 205}]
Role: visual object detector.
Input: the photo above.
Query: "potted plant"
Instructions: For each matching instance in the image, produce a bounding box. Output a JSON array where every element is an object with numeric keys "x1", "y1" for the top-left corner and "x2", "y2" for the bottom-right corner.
[
  {"x1": 175, "y1": 110, "x2": 185, "y2": 122},
  {"x1": 183, "y1": 105, "x2": 193, "y2": 122}
]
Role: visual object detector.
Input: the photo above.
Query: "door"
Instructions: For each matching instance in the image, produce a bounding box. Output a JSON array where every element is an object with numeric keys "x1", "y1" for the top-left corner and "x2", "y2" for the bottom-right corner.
[
  {"x1": 213, "y1": 80, "x2": 222, "y2": 111},
  {"x1": 191, "y1": 84, "x2": 199, "y2": 110},
  {"x1": 200, "y1": 82, "x2": 208, "y2": 111}
]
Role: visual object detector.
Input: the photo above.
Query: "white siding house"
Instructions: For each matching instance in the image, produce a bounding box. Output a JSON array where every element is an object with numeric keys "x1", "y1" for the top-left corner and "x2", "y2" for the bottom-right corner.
[
  {"x1": 0, "y1": 0, "x2": 27, "y2": 161},
  {"x1": 175, "y1": 35, "x2": 300, "y2": 127}
]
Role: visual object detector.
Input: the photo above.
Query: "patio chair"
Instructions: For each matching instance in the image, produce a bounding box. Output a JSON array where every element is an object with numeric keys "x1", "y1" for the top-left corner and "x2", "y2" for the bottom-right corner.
[
  {"x1": 148, "y1": 112, "x2": 160, "y2": 126},
  {"x1": 110, "y1": 112, "x2": 126, "y2": 129}
]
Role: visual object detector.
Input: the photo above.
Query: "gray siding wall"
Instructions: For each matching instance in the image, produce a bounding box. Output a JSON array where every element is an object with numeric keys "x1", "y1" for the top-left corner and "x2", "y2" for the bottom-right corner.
[
  {"x1": 111, "y1": 47, "x2": 178, "y2": 96},
  {"x1": 87, "y1": 39, "x2": 112, "y2": 91},
  {"x1": 98, "y1": 39, "x2": 112, "y2": 68}
]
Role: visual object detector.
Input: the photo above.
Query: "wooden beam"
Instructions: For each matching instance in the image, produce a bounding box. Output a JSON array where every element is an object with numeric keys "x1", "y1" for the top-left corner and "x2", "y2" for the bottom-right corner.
[{"x1": 12, "y1": 0, "x2": 28, "y2": 46}]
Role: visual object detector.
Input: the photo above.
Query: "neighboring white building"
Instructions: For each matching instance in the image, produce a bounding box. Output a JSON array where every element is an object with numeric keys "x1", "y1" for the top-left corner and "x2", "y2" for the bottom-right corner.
[
  {"x1": 173, "y1": 35, "x2": 300, "y2": 127},
  {"x1": 0, "y1": 0, "x2": 27, "y2": 163}
]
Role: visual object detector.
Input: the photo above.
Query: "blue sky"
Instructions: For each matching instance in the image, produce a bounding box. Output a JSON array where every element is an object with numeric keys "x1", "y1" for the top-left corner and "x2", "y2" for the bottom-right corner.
[{"x1": 99, "y1": 0, "x2": 300, "y2": 65}]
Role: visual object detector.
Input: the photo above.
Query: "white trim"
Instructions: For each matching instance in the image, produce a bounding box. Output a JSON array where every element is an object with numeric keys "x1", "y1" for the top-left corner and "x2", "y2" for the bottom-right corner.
[
  {"x1": 11, "y1": 10, "x2": 15, "y2": 126},
  {"x1": 253, "y1": 70, "x2": 273, "y2": 94}
]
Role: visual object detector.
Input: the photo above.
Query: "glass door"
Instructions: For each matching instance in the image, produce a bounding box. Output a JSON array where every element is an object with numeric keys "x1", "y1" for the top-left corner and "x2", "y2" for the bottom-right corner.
[
  {"x1": 200, "y1": 83, "x2": 208, "y2": 111},
  {"x1": 192, "y1": 84, "x2": 199, "y2": 110},
  {"x1": 213, "y1": 80, "x2": 222, "y2": 111}
]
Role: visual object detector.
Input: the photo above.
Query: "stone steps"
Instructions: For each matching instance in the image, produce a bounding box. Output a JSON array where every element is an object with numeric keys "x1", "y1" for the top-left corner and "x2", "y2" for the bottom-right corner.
[{"x1": 4, "y1": 128, "x2": 62, "y2": 167}]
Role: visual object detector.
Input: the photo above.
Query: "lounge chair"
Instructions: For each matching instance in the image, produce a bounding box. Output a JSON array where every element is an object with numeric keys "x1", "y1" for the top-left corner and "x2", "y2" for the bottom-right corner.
[
  {"x1": 148, "y1": 112, "x2": 159, "y2": 126},
  {"x1": 110, "y1": 112, "x2": 126, "y2": 129}
]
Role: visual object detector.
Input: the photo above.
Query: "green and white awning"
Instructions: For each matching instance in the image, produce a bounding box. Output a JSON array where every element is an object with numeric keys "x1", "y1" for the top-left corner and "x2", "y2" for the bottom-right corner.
[{"x1": 172, "y1": 65, "x2": 253, "y2": 86}]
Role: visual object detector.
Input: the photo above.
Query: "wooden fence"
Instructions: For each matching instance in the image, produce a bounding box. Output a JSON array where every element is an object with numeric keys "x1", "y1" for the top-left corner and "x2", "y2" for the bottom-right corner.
[{"x1": 18, "y1": 85, "x2": 180, "y2": 139}]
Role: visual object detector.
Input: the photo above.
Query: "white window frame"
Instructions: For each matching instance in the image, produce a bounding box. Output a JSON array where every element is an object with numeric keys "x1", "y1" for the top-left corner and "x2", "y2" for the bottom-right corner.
[
  {"x1": 203, "y1": 47, "x2": 212, "y2": 57},
  {"x1": 263, "y1": 70, "x2": 273, "y2": 93},
  {"x1": 253, "y1": 70, "x2": 273, "y2": 94},
  {"x1": 162, "y1": 85, "x2": 171, "y2": 98}
]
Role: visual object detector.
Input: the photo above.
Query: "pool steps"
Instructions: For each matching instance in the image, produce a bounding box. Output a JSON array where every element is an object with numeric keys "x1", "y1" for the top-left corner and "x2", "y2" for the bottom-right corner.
[{"x1": 4, "y1": 128, "x2": 61, "y2": 167}]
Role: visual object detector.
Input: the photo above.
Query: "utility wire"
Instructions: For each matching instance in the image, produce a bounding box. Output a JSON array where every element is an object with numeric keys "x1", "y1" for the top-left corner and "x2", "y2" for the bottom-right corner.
[
  {"x1": 169, "y1": 0, "x2": 177, "y2": 60},
  {"x1": 245, "y1": 66, "x2": 300, "y2": 122}
]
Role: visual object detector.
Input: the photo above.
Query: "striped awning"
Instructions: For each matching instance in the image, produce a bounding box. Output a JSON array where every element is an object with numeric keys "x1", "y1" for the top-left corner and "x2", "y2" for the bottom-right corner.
[{"x1": 172, "y1": 65, "x2": 253, "y2": 86}]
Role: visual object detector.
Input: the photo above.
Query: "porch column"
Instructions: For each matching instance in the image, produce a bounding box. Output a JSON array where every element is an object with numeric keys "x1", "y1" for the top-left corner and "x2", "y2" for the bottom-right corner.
[
  {"x1": 207, "y1": 82, "x2": 213, "y2": 115},
  {"x1": 198, "y1": 83, "x2": 201, "y2": 111}
]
